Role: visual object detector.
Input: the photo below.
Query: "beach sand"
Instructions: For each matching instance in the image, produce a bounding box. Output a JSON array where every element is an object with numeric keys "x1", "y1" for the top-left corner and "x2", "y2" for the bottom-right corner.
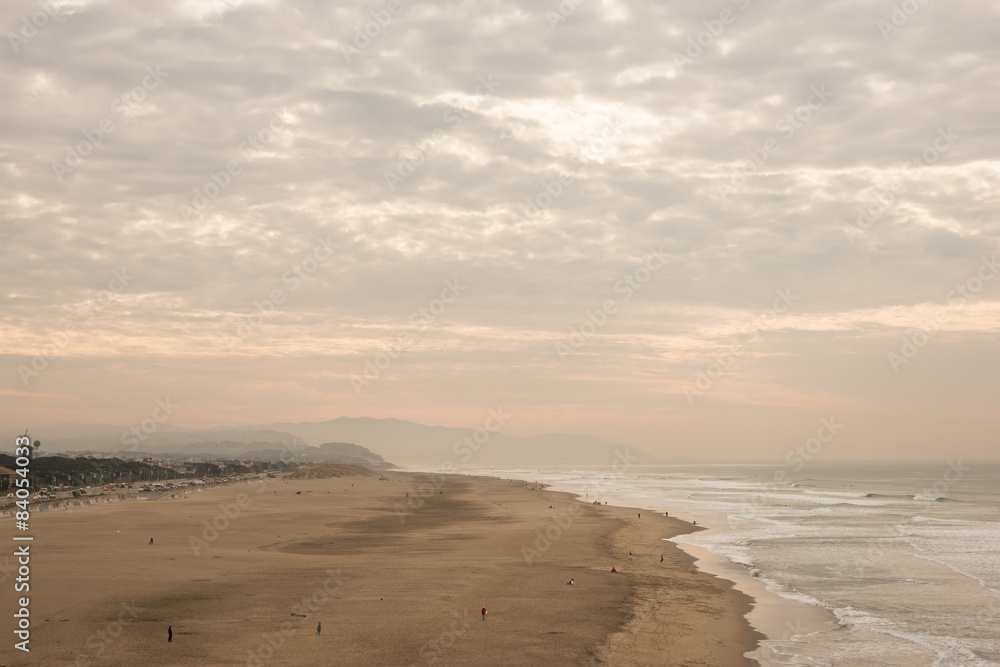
[{"x1": 4, "y1": 471, "x2": 760, "y2": 666}]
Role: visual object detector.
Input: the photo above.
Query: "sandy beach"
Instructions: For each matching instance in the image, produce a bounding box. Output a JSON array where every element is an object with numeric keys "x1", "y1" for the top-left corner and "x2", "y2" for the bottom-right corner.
[{"x1": 4, "y1": 469, "x2": 761, "y2": 666}]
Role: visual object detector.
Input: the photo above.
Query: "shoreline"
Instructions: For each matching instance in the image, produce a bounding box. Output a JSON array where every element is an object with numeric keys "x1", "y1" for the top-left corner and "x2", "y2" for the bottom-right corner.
[
  {"x1": 406, "y1": 468, "x2": 771, "y2": 663},
  {"x1": 407, "y1": 469, "x2": 767, "y2": 665},
  {"x1": 9, "y1": 468, "x2": 760, "y2": 666},
  {"x1": 595, "y1": 504, "x2": 765, "y2": 665},
  {"x1": 669, "y1": 537, "x2": 840, "y2": 663},
  {"x1": 441, "y1": 467, "x2": 837, "y2": 664}
]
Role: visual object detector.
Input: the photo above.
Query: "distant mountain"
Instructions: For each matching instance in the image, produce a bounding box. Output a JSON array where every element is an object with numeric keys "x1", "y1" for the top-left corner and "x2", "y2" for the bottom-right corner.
[
  {"x1": 29, "y1": 417, "x2": 656, "y2": 467},
  {"x1": 34, "y1": 429, "x2": 392, "y2": 467},
  {"x1": 37, "y1": 427, "x2": 301, "y2": 454},
  {"x1": 316, "y1": 442, "x2": 389, "y2": 467},
  {"x1": 245, "y1": 417, "x2": 658, "y2": 466}
]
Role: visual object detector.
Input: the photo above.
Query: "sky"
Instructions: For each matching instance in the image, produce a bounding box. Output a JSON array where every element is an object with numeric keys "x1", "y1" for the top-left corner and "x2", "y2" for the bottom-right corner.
[{"x1": 2, "y1": 0, "x2": 998, "y2": 461}]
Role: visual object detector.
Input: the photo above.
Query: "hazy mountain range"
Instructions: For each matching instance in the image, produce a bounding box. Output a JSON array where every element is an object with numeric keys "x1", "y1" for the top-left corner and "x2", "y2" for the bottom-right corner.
[{"x1": 31, "y1": 417, "x2": 658, "y2": 467}]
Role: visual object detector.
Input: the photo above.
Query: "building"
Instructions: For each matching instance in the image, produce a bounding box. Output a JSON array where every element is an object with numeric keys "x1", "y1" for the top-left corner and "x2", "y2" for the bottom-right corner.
[{"x1": 0, "y1": 466, "x2": 16, "y2": 492}]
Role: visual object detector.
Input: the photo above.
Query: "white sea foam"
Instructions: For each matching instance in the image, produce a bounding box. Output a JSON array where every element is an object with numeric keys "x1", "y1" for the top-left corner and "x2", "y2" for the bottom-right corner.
[{"x1": 408, "y1": 462, "x2": 1000, "y2": 665}]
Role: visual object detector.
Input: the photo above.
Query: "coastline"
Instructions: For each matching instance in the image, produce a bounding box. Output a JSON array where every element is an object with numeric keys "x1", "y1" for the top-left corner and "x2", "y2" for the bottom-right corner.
[
  {"x1": 406, "y1": 467, "x2": 770, "y2": 664},
  {"x1": 7, "y1": 469, "x2": 760, "y2": 666},
  {"x1": 596, "y1": 506, "x2": 765, "y2": 666},
  {"x1": 465, "y1": 467, "x2": 834, "y2": 664},
  {"x1": 668, "y1": 538, "x2": 840, "y2": 664}
]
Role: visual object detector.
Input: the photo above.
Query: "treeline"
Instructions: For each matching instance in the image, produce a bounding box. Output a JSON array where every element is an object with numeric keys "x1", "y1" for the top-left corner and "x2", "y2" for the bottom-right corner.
[{"x1": 0, "y1": 454, "x2": 295, "y2": 488}]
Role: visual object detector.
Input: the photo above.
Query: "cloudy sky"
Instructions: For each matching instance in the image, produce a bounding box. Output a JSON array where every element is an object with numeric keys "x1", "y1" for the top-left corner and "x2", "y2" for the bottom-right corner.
[{"x1": 2, "y1": 0, "x2": 998, "y2": 460}]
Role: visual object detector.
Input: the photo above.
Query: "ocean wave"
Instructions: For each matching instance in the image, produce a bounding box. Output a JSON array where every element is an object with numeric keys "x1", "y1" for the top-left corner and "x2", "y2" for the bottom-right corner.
[
  {"x1": 910, "y1": 515, "x2": 981, "y2": 524},
  {"x1": 833, "y1": 606, "x2": 990, "y2": 666},
  {"x1": 473, "y1": 463, "x2": 1000, "y2": 666}
]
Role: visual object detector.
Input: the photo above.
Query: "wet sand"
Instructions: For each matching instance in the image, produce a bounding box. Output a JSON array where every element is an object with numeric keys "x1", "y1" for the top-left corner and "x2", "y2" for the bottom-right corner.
[{"x1": 4, "y1": 471, "x2": 761, "y2": 666}]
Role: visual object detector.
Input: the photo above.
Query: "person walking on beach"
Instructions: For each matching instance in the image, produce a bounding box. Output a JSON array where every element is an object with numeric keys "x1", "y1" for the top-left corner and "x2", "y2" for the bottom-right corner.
[
  {"x1": 481, "y1": 607, "x2": 487, "y2": 621},
  {"x1": 168, "y1": 626, "x2": 172, "y2": 642},
  {"x1": 316, "y1": 622, "x2": 321, "y2": 635},
  {"x1": 660, "y1": 554, "x2": 664, "y2": 562}
]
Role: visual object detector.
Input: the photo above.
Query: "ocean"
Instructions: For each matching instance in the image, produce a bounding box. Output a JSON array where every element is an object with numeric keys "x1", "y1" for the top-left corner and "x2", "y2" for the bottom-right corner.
[{"x1": 406, "y1": 461, "x2": 1000, "y2": 666}]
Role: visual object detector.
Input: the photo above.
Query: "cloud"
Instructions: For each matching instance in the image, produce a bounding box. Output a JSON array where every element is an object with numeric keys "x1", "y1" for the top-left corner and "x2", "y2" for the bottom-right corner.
[{"x1": 1, "y1": 0, "x2": 998, "y2": 458}]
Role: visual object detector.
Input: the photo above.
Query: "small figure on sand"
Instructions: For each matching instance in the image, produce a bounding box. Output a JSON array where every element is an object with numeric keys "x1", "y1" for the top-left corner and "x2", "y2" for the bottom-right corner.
[
  {"x1": 660, "y1": 554, "x2": 664, "y2": 562},
  {"x1": 481, "y1": 607, "x2": 487, "y2": 621},
  {"x1": 629, "y1": 551, "x2": 632, "y2": 559},
  {"x1": 316, "y1": 622, "x2": 321, "y2": 635},
  {"x1": 610, "y1": 567, "x2": 617, "y2": 573},
  {"x1": 567, "y1": 578, "x2": 574, "y2": 585},
  {"x1": 168, "y1": 625, "x2": 172, "y2": 642},
  {"x1": 665, "y1": 511, "x2": 668, "y2": 516},
  {"x1": 150, "y1": 538, "x2": 154, "y2": 545}
]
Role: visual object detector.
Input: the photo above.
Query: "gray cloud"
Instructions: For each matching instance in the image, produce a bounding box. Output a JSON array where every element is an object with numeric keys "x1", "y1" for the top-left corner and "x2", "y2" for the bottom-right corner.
[{"x1": 2, "y1": 0, "x2": 997, "y2": 458}]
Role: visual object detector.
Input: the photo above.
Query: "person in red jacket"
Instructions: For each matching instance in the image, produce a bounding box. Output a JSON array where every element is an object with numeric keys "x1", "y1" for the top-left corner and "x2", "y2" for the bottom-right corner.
[{"x1": 481, "y1": 607, "x2": 487, "y2": 621}]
